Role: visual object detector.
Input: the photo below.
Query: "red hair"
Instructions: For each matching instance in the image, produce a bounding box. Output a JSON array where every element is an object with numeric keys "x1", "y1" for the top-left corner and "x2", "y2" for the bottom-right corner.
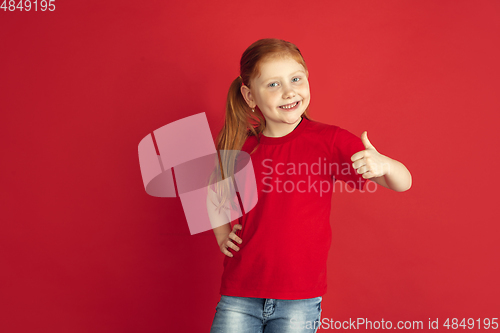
[{"x1": 209, "y1": 38, "x2": 313, "y2": 212}]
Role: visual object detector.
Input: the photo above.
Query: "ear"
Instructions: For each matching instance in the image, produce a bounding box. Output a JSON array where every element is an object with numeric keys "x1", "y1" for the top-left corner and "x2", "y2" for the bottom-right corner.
[{"x1": 240, "y1": 85, "x2": 256, "y2": 109}]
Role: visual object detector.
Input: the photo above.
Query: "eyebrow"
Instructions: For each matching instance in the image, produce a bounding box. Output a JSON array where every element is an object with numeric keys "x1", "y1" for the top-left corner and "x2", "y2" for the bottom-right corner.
[{"x1": 262, "y1": 70, "x2": 306, "y2": 82}]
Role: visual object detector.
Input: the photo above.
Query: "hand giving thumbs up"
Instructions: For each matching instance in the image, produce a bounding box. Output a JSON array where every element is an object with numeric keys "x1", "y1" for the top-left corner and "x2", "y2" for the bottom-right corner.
[{"x1": 350, "y1": 131, "x2": 390, "y2": 179}]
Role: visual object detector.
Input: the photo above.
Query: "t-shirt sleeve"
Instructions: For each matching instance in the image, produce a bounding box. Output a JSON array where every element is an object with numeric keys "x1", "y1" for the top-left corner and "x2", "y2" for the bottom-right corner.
[
  {"x1": 234, "y1": 136, "x2": 252, "y2": 174},
  {"x1": 331, "y1": 127, "x2": 367, "y2": 191}
]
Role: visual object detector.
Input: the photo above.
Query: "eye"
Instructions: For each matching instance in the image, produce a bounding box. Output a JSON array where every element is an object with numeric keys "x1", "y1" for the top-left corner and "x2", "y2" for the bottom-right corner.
[
  {"x1": 292, "y1": 77, "x2": 300, "y2": 82},
  {"x1": 269, "y1": 82, "x2": 278, "y2": 88}
]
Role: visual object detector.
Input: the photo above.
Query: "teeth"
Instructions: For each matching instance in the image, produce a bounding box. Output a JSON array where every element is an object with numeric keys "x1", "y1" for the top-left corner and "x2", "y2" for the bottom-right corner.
[{"x1": 280, "y1": 101, "x2": 298, "y2": 109}]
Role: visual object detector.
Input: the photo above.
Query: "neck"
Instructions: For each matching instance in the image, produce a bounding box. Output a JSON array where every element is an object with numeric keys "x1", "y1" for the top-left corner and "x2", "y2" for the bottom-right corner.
[{"x1": 263, "y1": 117, "x2": 303, "y2": 138}]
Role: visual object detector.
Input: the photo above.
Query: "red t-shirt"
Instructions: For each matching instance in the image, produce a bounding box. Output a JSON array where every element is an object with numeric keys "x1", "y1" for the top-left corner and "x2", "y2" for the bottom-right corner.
[{"x1": 219, "y1": 117, "x2": 367, "y2": 300}]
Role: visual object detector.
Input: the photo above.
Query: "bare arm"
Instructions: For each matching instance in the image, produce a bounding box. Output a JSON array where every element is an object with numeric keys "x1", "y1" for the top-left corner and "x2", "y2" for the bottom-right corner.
[
  {"x1": 369, "y1": 156, "x2": 412, "y2": 192},
  {"x1": 207, "y1": 187, "x2": 242, "y2": 257},
  {"x1": 213, "y1": 223, "x2": 231, "y2": 248}
]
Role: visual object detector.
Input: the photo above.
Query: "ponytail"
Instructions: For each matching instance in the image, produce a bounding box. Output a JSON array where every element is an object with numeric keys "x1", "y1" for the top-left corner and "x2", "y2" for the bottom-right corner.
[{"x1": 207, "y1": 76, "x2": 264, "y2": 214}]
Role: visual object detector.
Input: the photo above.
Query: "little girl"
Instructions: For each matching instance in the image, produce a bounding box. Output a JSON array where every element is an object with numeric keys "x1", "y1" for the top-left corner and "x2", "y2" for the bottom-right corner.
[{"x1": 208, "y1": 38, "x2": 412, "y2": 333}]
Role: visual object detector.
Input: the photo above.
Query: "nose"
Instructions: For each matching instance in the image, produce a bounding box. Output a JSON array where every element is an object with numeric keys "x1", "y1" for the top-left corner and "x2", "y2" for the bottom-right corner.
[{"x1": 282, "y1": 83, "x2": 296, "y2": 99}]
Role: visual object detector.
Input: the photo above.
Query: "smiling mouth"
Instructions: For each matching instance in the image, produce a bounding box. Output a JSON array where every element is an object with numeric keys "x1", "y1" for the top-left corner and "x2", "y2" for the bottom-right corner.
[{"x1": 278, "y1": 101, "x2": 300, "y2": 110}]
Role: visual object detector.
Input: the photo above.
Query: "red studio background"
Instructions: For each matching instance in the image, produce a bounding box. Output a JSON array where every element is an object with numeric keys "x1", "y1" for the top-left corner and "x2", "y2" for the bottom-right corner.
[{"x1": 1, "y1": 1, "x2": 499, "y2": 332}]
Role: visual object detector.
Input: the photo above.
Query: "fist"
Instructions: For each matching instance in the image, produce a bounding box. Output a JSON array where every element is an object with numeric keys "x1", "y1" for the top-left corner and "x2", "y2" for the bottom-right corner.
[{"x1": 351, "y1": 131, "x2": 389, "y2": 179}]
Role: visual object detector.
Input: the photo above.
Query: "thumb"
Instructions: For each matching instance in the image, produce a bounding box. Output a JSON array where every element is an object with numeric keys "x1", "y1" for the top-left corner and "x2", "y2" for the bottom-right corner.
[{"x1": 361, "y1": 131, "x2": 376, "y2": 150}]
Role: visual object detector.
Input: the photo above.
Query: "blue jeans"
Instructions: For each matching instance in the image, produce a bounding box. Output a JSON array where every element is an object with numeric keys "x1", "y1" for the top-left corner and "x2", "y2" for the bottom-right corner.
[{"x1": 210, "y1": 295, "x2": 322, "y2": 333}]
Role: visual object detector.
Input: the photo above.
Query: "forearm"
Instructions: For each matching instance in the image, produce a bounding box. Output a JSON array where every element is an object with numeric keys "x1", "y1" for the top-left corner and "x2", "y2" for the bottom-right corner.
[
  {"x1": 377, "y1": 156, "x2": 412, "y2": 192},
  {"x1": 207, "y1": 187, "x2": 232, "y2": 247},
  {"x1": 213, "y1": 223, "x2": 231, "y2": 247}
]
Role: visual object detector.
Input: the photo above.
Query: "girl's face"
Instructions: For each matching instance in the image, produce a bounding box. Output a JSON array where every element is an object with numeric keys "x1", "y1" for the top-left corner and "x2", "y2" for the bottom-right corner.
[{"x1": 241, "y1": 56, "x2": 310, "y2": 136}]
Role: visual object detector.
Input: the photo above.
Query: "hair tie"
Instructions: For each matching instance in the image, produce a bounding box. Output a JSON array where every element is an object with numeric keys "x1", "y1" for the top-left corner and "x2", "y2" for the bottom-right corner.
[{"x1": 238, "y1": 75, "x2": 242, "y2": 79}]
